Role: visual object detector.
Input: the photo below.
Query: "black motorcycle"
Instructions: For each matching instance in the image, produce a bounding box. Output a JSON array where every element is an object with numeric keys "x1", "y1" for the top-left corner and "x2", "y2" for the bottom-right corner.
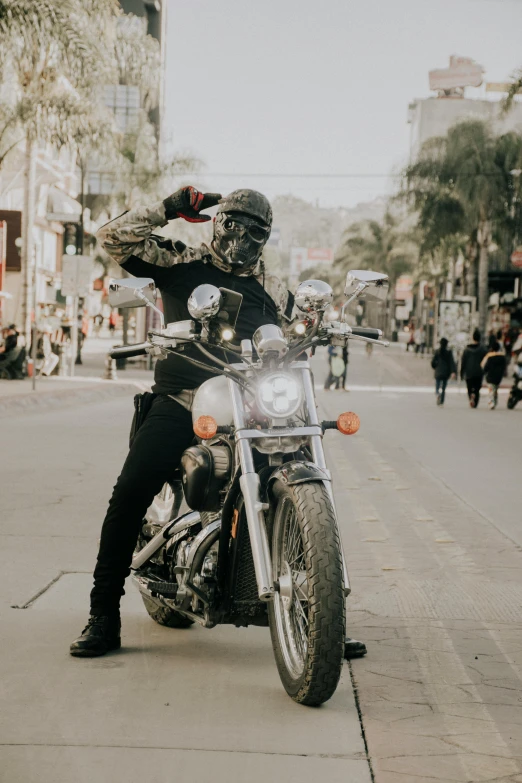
[{"x1": 108, "y1": 270, "x2": 389, "y2": 706}]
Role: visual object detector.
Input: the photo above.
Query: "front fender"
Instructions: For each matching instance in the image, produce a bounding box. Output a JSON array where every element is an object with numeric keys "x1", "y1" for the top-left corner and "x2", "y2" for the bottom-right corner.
[{"x1": 267, "y1": 461, "x2": 330, "y2": 495}]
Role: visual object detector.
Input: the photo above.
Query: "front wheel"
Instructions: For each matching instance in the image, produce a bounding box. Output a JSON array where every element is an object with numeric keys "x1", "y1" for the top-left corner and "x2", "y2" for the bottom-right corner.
[{"x1": 268, "y1": 481, "x2": 345, "y2": 706}]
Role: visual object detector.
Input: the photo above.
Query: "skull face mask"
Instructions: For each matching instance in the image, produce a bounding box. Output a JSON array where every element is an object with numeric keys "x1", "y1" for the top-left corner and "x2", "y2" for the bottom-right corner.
[{"x1": 211, "y1": 189, "x2": 272, "y2": 273}]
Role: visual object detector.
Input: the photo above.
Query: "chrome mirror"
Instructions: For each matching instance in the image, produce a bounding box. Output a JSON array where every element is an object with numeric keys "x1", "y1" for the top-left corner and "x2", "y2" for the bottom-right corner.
[
  {"x1": 108, "y1": 278, "x2": 157, "y2": 309},
  {"x1": 187, "y1": 284, "x2": 223, "y2": 322},
  {"x1": 344, "y1": 270, "x2": 389, "y2": 302},
  {"x1": 295, "y1": 279, "x2": 334, "y2": 313}
]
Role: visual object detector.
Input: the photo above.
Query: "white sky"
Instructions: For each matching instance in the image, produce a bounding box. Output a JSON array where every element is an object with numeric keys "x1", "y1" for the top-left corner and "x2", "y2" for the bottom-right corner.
[{"x1": 163, "y1": 0, "x2": 522, "y2": 208}]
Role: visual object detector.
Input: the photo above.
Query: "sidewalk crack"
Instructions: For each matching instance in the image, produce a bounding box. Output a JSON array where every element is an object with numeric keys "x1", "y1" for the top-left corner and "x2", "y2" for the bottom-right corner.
[{"x1": 10, "y1": 571, "x2": 91, "y2": 609}]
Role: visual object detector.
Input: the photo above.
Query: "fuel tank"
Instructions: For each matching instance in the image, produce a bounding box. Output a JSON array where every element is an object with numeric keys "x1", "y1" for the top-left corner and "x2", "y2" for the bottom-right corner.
[{"x1": 192, "y1": 375, "x2": 234, "y2": 426}]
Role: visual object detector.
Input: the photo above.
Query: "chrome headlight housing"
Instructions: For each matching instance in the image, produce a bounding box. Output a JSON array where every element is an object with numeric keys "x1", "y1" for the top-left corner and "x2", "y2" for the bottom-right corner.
[{"x1": 256, "y1": 372, "x2": 303, "y2": 419}]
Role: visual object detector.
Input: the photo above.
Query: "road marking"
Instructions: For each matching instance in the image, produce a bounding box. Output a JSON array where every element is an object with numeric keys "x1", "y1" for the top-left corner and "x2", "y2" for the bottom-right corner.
[{"x1": 317, "y1": 384, "x2": 509, "y2": 394}]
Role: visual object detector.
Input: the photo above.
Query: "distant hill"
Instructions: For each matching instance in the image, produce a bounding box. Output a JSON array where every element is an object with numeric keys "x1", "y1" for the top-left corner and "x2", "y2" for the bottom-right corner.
[{"x1": 272, "y1": 194, "x2": 387, "y2": 256}]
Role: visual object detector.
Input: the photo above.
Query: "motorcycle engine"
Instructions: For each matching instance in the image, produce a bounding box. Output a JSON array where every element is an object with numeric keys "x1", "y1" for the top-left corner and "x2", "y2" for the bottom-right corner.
[{"x1": 174, "y1": 539, "x2": 192, "y2": 586}]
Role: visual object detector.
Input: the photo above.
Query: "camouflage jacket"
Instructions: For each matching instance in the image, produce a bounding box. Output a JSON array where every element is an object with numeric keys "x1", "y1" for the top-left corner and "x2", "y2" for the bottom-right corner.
[{"x1": 96, "y1": 201, "x2": 291, "y2": 325}]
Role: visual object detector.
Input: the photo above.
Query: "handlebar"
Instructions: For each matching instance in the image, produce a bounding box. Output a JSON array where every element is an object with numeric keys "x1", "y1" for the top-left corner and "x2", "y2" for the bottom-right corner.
[
  {"x1": 109, "y1": 343, "x2": 149, "y2": 359},
  {"x1": 350, "y1": 327, "x2": 382, "y2": 341}
]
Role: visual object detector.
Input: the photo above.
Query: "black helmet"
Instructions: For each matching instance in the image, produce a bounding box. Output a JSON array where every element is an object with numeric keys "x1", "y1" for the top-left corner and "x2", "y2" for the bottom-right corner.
[
  {"x1": 217, "y1": 189, "x2": 272, "y2": 228},
  {"x1": 211, "y1": 189, "x2": 273, "y2": 273}
]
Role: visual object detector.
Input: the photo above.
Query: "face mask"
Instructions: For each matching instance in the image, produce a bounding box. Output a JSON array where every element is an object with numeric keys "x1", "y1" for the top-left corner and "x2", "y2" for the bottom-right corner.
[{"x1": 212, "y1": 212, "x2": 270, "y2": 270}]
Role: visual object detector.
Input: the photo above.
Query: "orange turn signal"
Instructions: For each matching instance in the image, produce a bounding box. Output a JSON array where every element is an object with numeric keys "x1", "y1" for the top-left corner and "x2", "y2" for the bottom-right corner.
[
  {"x1": 194, "y1": 415, "x2": 218, "y2": 440},
  {"x1": 337, "y1": 411, "x2": 360, "y2": 435}
]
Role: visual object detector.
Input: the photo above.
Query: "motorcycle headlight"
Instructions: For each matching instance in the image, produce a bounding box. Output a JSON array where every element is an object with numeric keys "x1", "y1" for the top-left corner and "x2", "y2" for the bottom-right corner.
[{"x1": 256, "y1": 372, "x2": 303, "y2": 419}]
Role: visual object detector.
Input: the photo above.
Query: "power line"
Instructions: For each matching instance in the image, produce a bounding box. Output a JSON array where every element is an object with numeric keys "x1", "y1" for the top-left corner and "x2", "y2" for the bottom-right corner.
[
  {"x1": 179, "y1": 171, "x2": 520, "y2": 179},
  {"x1": 185, "y1": 172, "x2": 397, "y2": 179}
]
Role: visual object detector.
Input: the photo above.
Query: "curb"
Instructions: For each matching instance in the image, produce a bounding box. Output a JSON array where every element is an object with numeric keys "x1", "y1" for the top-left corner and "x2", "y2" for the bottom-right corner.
[{"x1": 0, "y1": 381, "x2": 147, "y2": 417}]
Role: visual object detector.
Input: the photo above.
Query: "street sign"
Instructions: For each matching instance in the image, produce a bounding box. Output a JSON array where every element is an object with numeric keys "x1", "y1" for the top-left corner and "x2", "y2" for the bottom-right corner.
[
  {"x1": 61, "y1": 255, "x2": 92, "y2": 297},
  {"x1": 511, "y1": 249, "x2": 522, "y2": 268},
  {"x1": 289, "y1": 247, "x2": 334, "y2": 282}
]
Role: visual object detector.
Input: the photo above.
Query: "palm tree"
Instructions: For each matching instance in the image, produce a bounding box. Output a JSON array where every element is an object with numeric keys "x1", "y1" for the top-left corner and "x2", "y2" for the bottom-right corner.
[
  {"x1": 402, "y1": 120, "x2": 522, "y2": 336},
  {"x1": 336, "y1": 211, "x2": 416, "y2": 288},
  {"x1": 334, "y1": 211, "x2": 416, "y2": 334},
  {"x1": 0, "y1": 0, "x2": 118, "y2": 340},
  {"x1": 503, "y1": 67, "x2": 522, "y2": 112}
]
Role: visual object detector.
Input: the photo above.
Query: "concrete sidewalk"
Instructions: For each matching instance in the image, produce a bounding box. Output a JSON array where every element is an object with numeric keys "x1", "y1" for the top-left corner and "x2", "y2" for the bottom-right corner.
[
  {"x1": 0, "y1": 333, "x2": 152, "y2": 416},
  {"x1": 0, "y1": 377, "x2": 151, "y2": 417},
  {"x1": 0, "y1": 398, "x2": 372, "y2": 783}
]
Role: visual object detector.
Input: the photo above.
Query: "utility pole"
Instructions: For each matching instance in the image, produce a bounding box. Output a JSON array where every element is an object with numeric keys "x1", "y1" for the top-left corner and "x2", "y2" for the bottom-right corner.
[{"x1": 21, "y1": 136, "x2": 36, "y2": 349}]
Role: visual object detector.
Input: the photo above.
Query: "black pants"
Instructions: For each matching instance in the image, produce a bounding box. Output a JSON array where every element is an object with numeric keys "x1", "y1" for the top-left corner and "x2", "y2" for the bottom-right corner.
[
  {"x1": 90, "y1": 395, "x2": 194, "y2": 615},
  {"x1": 466, "y1": 377, "x2": 482, "y2": 406},
  {"x1": 435, "y1": 377, "x2": 448, "y2": 404},
  {"x1": 324, "y1": 370, "x2": 345, "y2": 390}
]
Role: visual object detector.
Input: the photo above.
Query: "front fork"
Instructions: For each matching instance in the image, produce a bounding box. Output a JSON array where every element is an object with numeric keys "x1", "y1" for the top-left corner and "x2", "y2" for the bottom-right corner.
[{"x1": 227, "y1": 370, "x2": 351, "y2": 603}]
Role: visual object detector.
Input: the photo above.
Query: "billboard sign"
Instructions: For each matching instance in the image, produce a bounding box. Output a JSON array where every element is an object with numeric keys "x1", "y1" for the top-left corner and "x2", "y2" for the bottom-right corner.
[
  {"x1": 429, "y1": 56, "x2": 484, "y2": 92},
  {"x1": 486, "y1": 83, "x2": 522, "y2": 95},
  {"x1": 437, "y1": 299, "x2": 473, "y2": 351},
  {"x1": 394, "y1": 274, "x2": 413, "y2": 321},
  {"x1": 289, "y1": 247, "x2": 334, "y2": 281}
]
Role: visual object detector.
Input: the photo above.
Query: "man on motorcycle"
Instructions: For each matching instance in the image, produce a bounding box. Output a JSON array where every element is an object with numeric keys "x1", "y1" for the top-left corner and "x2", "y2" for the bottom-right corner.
[{"x1": 70, "y1": 186, "x2": 366, "y2": 660}]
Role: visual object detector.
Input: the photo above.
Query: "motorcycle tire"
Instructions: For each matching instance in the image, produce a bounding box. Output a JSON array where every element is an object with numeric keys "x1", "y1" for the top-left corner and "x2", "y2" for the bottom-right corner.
[
  {"x1": 268, "y1": 481, "x2": 345, "y2": 706},
  {"x1": 140, "y1": 595, "x2": 194, "y2": 629}
]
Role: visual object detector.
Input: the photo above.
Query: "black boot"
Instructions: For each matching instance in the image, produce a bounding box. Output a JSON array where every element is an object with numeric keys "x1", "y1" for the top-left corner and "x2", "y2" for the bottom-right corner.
[
  {"x1": 70, "y1": 614, "x2": 121, "y2": 657},
  {"x1": 344, "y1": 637, "x2": 367, "y2": 660}
]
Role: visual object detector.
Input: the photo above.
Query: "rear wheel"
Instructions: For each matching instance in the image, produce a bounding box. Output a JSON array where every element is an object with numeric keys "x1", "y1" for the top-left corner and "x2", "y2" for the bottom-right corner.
[{"x1": 268, "y1": 481, "x2": 345, "y2": 706}]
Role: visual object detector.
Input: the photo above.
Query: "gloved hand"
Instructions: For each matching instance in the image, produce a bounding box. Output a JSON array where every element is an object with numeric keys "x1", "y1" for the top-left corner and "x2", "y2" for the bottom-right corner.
[{"x1": 163, "y1": 186, "x2": 222, "y2": 223}]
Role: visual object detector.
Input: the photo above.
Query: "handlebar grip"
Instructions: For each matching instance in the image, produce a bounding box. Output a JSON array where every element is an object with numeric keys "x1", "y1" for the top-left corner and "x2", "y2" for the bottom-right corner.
[
  {"x1": 351, "y1": 327, "x2": 382, "y2": 340},
  {"x1": 109, "y1": 343, "x2": 149, "y2": 359}
]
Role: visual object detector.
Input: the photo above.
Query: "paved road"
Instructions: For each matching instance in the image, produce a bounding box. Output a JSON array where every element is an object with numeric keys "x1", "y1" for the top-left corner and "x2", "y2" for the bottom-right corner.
[{"x1": 1, "y1": 343, "x2": 521, "y2": 782}]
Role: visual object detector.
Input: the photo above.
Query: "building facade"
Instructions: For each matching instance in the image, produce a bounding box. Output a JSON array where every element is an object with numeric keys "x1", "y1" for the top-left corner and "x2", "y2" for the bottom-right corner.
[{"x1": 408, "y1": 96, "x2": 522, "y2": 160}]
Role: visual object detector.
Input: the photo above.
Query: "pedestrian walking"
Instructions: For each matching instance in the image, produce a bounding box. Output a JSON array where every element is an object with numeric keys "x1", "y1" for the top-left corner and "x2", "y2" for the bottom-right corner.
[
  {"x1": 414, "y1": 325, "x2": 426, "y2": 355},
  {"x1": 108, "y1": 310, "x2": 118, "y2": 334},
  {"x1": 460, "y1": 329, "x2": 486, "y2": 408},
  {"x1": 406, "y1": 322, "x2": 415, "y2": 352},
  {"x1": 431, "y1": 337, "x2": 457, "y2": 406},
  {"x1": 481, "y1": 340, "x2": 506, "y2": 410},
  {"x1": 93, "y1": 313, "x2": 104, "y2": 335},
  {"x1": 75, "y1": 311, "x2": 89, "y2": 365},
  {"x1": 324, "y1": 345, "x2": 348, "y2": 391}
]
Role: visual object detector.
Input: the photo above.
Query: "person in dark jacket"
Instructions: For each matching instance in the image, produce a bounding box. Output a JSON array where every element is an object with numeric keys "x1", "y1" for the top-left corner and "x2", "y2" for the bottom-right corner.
[
  {"x1": 324, "y1": 345, "x2": 349, "y2": 391},
  {"x1": 431, "y1": 337, "x2": 457, "y2": 406},
  {"x1": 481, "y1": 340, "x2": 506, "y2": 410},
  {"x1": 460, "y1": 329, "x2": 486, "y2": 408}
]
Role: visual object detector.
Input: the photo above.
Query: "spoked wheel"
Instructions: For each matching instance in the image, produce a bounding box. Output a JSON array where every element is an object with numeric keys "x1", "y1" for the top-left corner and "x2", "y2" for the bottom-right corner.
[{"x1": 268, "y1": 481, "x2": 345, "y2": 706}]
